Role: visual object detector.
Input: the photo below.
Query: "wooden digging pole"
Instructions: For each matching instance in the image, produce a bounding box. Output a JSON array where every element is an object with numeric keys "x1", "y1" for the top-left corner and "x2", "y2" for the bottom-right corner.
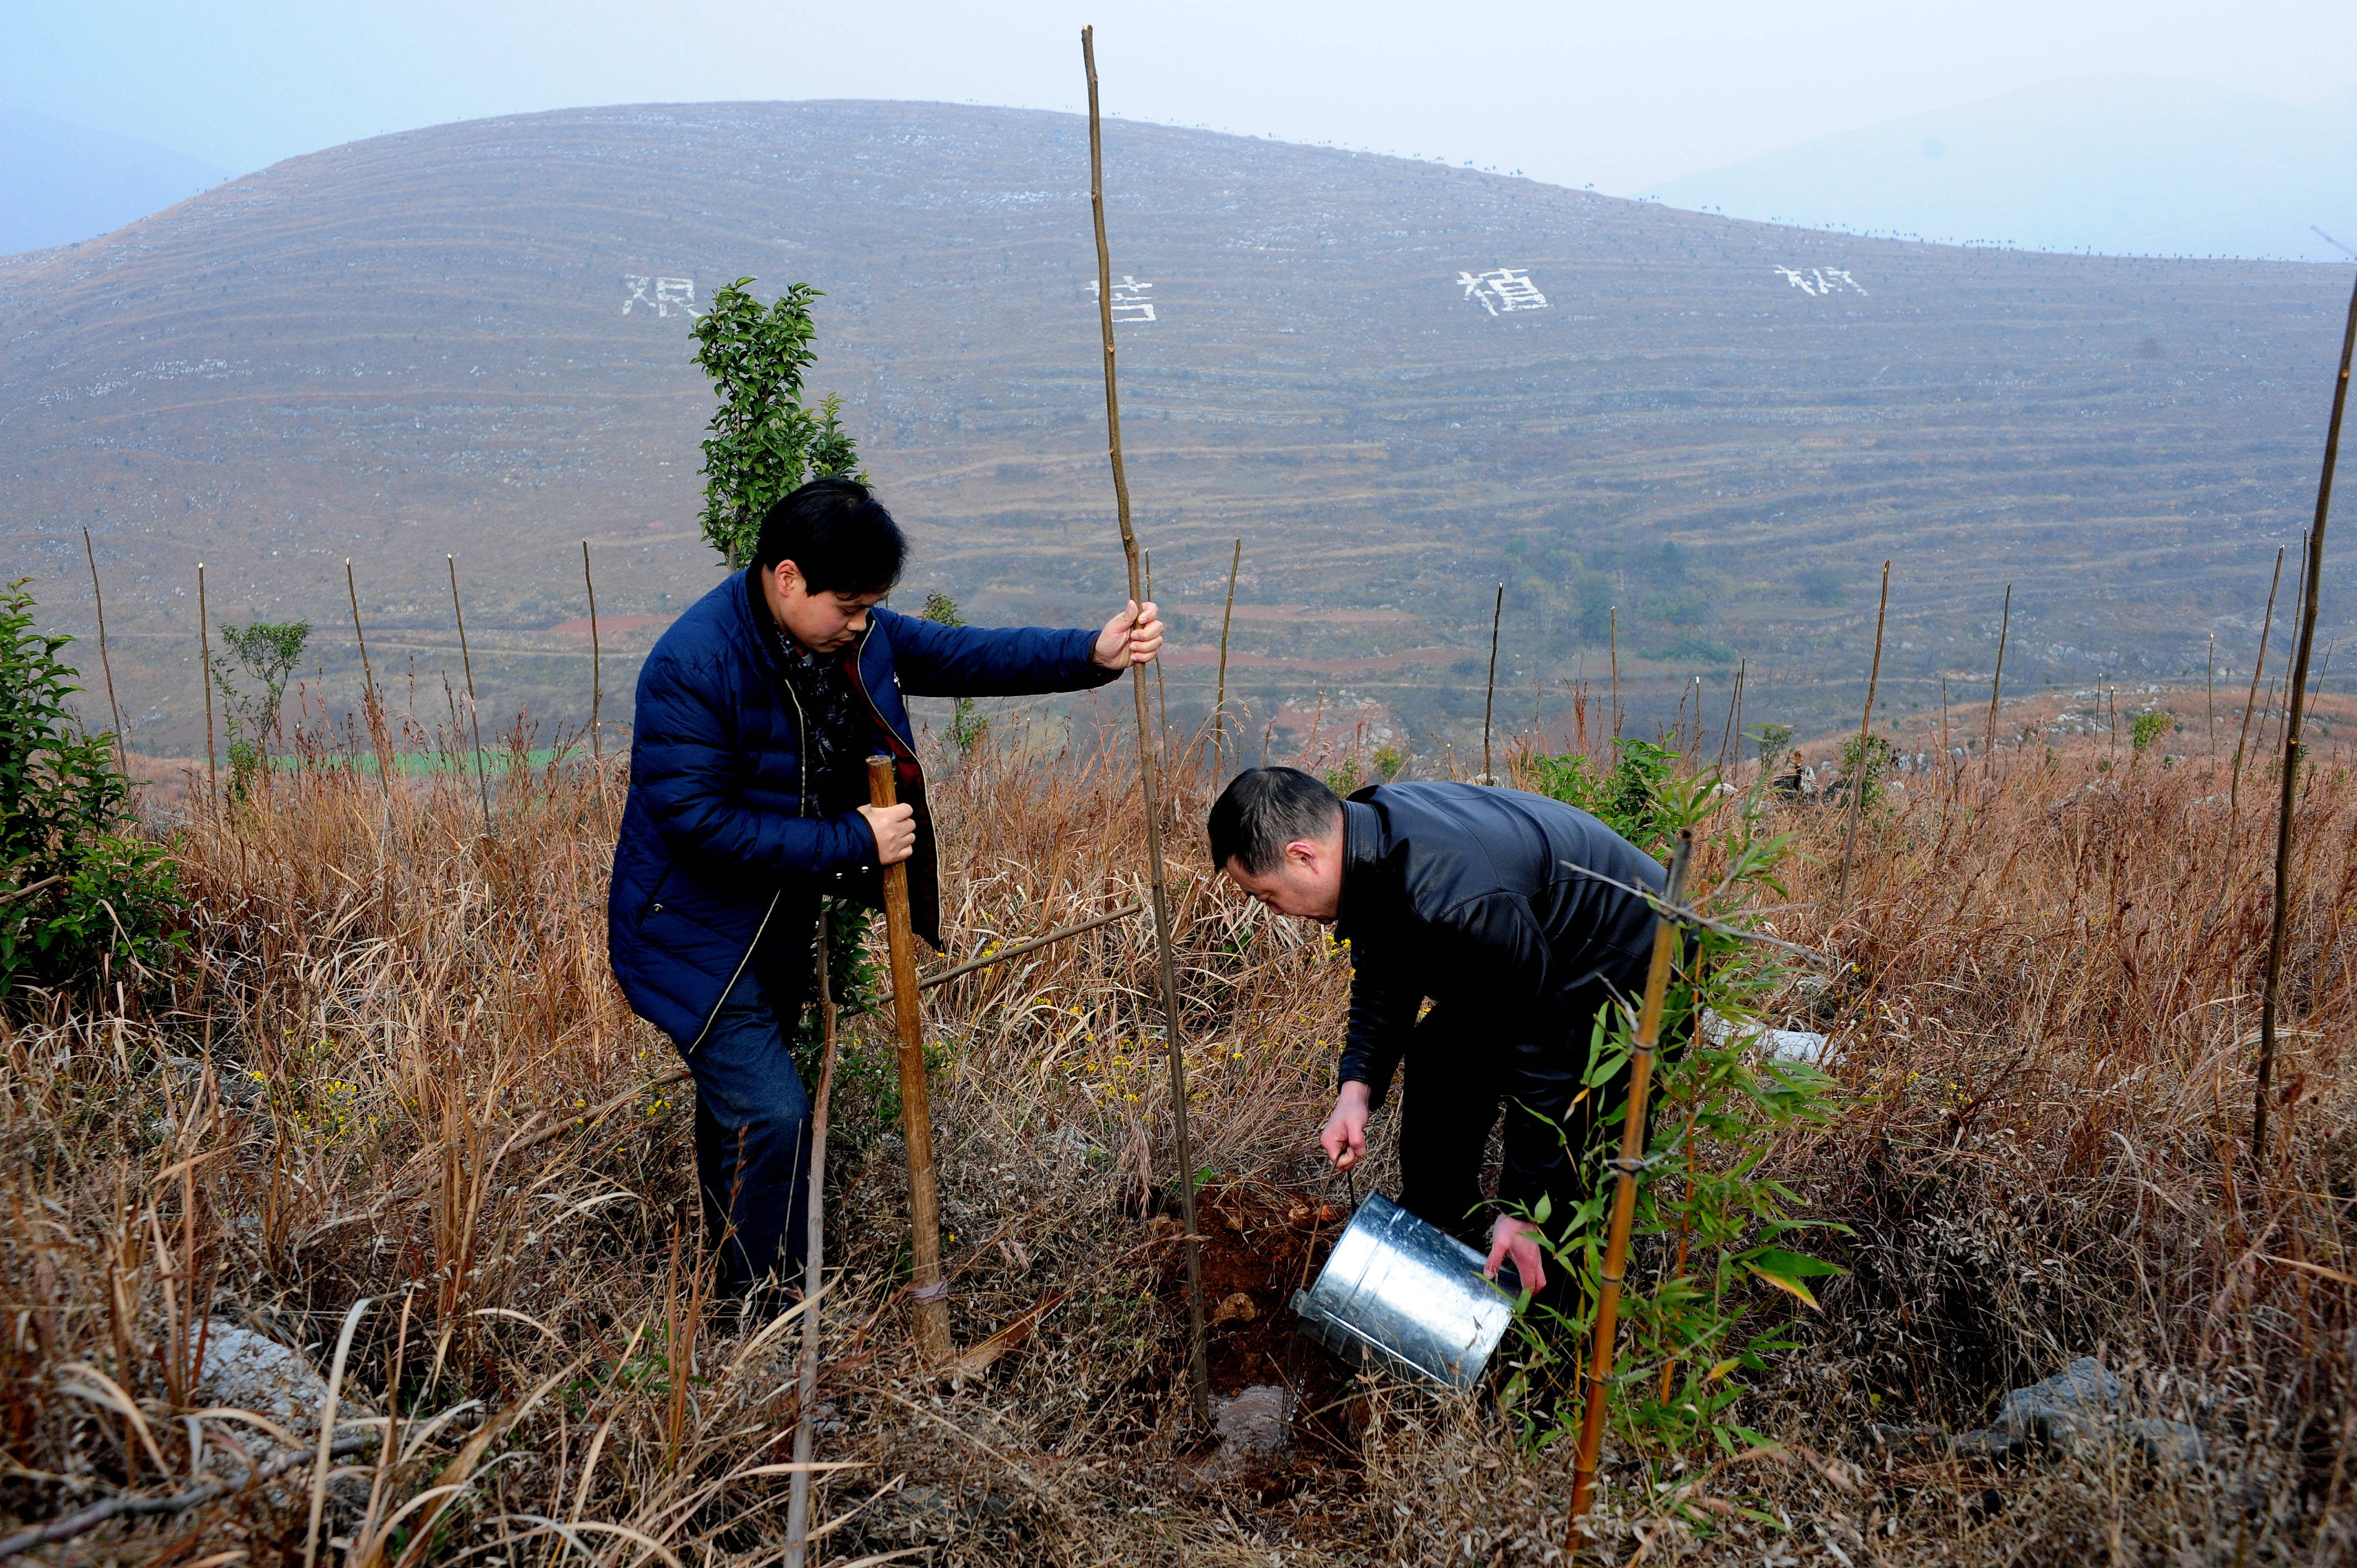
[
  {"x1": 867, "y1": 756, "x2": 953, "y2": 1362},
  {"x1": 1567, "y1": 829, "x2": 1695, "y2": 1544},
  {"x1": 1083, "y1": 23, "x2": 1213, "y2": 1427},
  {"x1": 2252, "y1": 267, "x2": 2357, "y2": 1168}
]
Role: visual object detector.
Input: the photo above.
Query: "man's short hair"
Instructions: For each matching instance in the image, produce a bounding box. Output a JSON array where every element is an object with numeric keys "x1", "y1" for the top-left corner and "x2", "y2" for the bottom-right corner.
[
  {"x1": 1208, "y1": 767, "x2": 1343, "y2": 874},
  {"x1": 752, "y1": 476, "x2": 906, "y2": 594}
]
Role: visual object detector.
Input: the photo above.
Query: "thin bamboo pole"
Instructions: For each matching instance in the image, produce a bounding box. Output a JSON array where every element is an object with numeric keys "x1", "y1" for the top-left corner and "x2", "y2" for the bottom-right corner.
[
  {"x1": 2207, "y1": 633, "x2": 2218, "y2": 770},
  {"x1": 2252, "y1": 268, "x2": 2357, "y2": 1168},
  {"x1": 1083, "y1": 23, "x2": 1211, "y2": 1428},
  {"x1": 1145, "y1": 549, "x2": 1168, "y2": 739},
  {"x1": 1609, "y1": 607, "x2": 1621, "y2": 741},
  {"x1": 1481, "y1": 582, "x2": 1504, "y2": 782},
  {"x1": 1567, "y1": 830, "x2": 1694, "y2": 1540},
  {"x1": 784, "y1": 911, "x2": 838, "y2": 1567},
  {"x1": 347, "y1": 561, "x2": 393, "y2": 800},
  {"x1": 1213, "y1": 538, "x2": 1240, "y2": 774},
  {"x1": 1835, "y1": 562, "x2": 1891, "y2": 908},
  {"x1": 1982, "y1": 582, "x2": 2010, "y2": 778},
  {"x1": 81, "y1": 529, "x2": 126, "y2": 774},
  {"x1": 446, "y1": 556, "x2": 492, "y2": 836},
  {"x1": 582, "y1": 542, "x2": 603, "y2": 767},
  {"x1": 197, "y1": 564, "x2": 217, "y2": 809},
  {"x1": 2231, "y1": 546, "x2": 2287, "y2": 818},
  {"x1": 867, "y1": 756, "x2": 951, "y2": 1362}
]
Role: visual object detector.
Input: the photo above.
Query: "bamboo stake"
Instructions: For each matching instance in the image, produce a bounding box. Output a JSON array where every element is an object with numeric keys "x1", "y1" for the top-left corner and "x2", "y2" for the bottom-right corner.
[
  {"x1": 1145, "y1": 549, "x2": 1168, "y2": 739},
  {"x1": 1835, "y1": 563, "x2": 1891, "y2": 908},
  {"x1": 868, "y1": 756, "x2": 951, "y2": 1363},
  {"x1": 347, "y1": 561, "x2": 393, "y2": 800},
  {"x1": 1982, "y1": 582, "x2": 2010, "y2": 778},
  {"x1": 1568, "y1": 830, "x2": 1694, "y2": 1540},
  {"x1": 197, "y1": 564, "x2": 217, "y2": 810},
  {"x1": 582, "y1": 541, "x2": 603, "y2": 767},
  {"x1": 1213, "y1": 538, "x2": 1240, "y2": 774},
  {"x1": 784, "y1": 911, "x2": 838, "y2": 1567},
  {"x1": 2252, "y1": 268, "x2": 2357, "y2": 1168},
  {"x1": 1083, "y1": 23, "x2": 1211, "y2": 1428},
  {"x1": 81, "y1": 529, "x2": 126, "y2": 774},
  {"x1": 1481, "y1": 582, "x2": 1504, "y2": 782},
  {"x1": 446, "y1": 556, "x2": 492, "y2": 836},
  {"x1": 2207, "y1": 632, "x2": 2218, "y2": 770},
  {"x1": 2231, "y1": 546, "x2": 2287, "y2": 818},
  {"x1": 1609, "y1": 606, "x2": 1621, "y2": 741}
]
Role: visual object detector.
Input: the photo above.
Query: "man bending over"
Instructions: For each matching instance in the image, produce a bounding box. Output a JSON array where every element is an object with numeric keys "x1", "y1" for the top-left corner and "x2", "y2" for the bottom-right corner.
[
  {"x1": 609, "y1": 476, "x2": 1162, "y2": 1306},
  {"x1": 1208, "y1": 767, "x2": 1663, "y2": 1292}
]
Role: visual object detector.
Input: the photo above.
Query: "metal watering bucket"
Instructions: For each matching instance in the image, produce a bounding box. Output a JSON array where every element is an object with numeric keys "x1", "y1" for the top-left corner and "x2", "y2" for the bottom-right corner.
[{"x1": 1290, "y1": 1192, "x2": 1516, "y2": 1390}]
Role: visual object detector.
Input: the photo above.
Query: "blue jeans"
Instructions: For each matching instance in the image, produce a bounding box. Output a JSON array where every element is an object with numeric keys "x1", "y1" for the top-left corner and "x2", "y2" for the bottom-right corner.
[{"x1": 685, "y1": 970, "x2": 811, "y2": 1297}]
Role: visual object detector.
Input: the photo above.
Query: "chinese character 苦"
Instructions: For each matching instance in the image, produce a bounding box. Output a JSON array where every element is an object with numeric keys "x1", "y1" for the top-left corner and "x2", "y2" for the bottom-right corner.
[
  {"x1": 1088, "y1": 275, "x2": 1156, "y2": 322},
  {"x1": 1455, "y1": 267, "x2": 1549, "y2": 315}
]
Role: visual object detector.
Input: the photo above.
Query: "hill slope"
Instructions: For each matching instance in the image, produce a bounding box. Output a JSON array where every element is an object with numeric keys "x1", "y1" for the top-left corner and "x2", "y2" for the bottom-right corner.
[{"x1": 2, "y1": 100, "x2": 2350, "y2": 755}]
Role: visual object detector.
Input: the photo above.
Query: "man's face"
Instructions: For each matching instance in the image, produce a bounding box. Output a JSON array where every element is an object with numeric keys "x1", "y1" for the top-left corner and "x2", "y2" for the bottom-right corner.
[
  {"x1": 763, "y1": 561, "x2": 886, "y2": 653},
  {"x1": 1223, "y1": 832, "x2": 1345, "y2": 924}
]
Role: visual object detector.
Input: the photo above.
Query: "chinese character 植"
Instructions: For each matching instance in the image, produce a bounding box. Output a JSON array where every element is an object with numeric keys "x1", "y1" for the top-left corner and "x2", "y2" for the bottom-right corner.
[
  {"x1": 1088, "y1": 275, "x2": 1156, "y2": 322},
  {"x1": 1456, "y1": 267, "x2": 1549, "y2": 316}
]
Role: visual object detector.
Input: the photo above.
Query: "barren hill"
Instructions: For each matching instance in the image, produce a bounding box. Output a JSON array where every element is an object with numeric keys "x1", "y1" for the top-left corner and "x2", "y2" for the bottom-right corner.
[{"x1": 3, "y1": 100, "x2": 2350, "y2": 756}]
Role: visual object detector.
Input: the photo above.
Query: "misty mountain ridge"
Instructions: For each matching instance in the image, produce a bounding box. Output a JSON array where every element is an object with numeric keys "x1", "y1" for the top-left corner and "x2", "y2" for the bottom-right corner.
[{"x1": 0, "y1": 109, "x2": 229, "y2": 256}]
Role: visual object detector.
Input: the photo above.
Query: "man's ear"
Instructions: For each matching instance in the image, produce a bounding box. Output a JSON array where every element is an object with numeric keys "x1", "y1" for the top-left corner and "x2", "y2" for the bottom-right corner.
[
  {"x1": 1283, "y1": 838, "x2": 1320, "y2": 870},
  {"x1": 772, "y1": 560, "x2": 801, "y2": 596}
]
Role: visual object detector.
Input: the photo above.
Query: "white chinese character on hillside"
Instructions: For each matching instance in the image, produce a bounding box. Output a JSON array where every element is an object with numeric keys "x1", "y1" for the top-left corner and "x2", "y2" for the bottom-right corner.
[
  {"x1": 1455, "y1": 267, "x2": 1549, "y2": 316},
  {"x1": 654, "y1": 277, "x2": 696, "y2": 317},
  {"x1": 621, "y1": 275, "x2": 655, "y2": 314},
  {"x1": 1774, "y1": 266, "x2": 1868, "y2": 297},
  {"x1": 1087, "y1": 275, "x2": 1157, "y2": 322}
]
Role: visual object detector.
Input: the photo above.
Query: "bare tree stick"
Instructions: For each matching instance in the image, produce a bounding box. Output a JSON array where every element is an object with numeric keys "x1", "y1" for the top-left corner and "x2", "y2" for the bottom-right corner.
[
  {"x1": 0, "y1": 1430, "x2": 381, "y2": 1559},
  {"x1": 198, "y1": 564, "x2": 217, "y2": 811},
  {"x1": 2207, "y1": 632, "x2": 2218, "y2": 768},
  {"x1": 82, "y1": 528, "x2": 126, "y2": 773},
  {"x1": 1609, "y1": 606, "x2": 1620, "y2": 741},
  {"x1": 1481, "y1": 583, "x2": 1504, "y2": 782},
  {"x1": 1835, "y1": 562, "x2": 1891, "y2": 908},
  {"x1": 1083, "y1": 23, "x2": 1211, "y2": 1430},
  {"x1": 447, "y1": 556, "x2": 492, "y2": 836},
  {"x1": 2231, "y1": 546, "x2": 2287, "y2": 818},
  {"x1": 784, "y1": 910, "x2": 838, "y2": 1568},
  {"x1": 1213, "y1": 538, "x2": 1240, "y2": 775},
  {"x1": 581, "y1": 541, "x2": 603, "y2": 767},
  {"x1": 1982, "y1": 582, "x2": 2010, "y2": 778},
  {"x1": 2253, "y1": 267, "x2": 2357, "y2": 1168},
  {"x1": 347, "y1": 560, "x2": 393, "y2": 800}
]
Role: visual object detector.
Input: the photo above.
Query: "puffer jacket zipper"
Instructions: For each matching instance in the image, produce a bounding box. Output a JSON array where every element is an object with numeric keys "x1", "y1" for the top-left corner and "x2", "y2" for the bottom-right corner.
[{"x1": 683, "y1": 588, "x2": 814, "y2": 1056}]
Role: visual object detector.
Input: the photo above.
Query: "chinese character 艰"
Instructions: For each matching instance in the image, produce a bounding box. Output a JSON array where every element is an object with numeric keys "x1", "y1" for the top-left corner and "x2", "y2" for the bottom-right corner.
[
  {"x1": 621, "y1": 275, "x2": 655, "y2": 314},
  {"x1": 654, "y1": 277, "x2": 696, "y2": 317}
]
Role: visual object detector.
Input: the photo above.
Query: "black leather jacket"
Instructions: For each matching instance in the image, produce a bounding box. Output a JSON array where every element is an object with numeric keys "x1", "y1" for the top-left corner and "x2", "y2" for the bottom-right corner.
[{"x1": 1333, "y1": 782, "x2": 1666, "y2": 1202}]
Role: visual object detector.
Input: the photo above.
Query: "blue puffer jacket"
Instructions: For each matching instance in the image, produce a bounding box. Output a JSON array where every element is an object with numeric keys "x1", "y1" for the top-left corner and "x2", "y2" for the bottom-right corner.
[{"x1": 609, "y1": 569, "x2": 1120, "y2": 1048}]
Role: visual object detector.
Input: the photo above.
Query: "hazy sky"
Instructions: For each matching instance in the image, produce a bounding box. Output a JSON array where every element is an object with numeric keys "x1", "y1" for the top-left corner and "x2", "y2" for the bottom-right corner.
[{"x1": 7, "y1": 1, "x2": 2355, "y2": 194}]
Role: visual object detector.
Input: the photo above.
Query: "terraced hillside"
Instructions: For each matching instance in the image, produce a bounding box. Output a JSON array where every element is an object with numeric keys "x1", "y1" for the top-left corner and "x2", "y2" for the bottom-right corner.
[{"x1": 2, "y1": 100, "x2": 2350, "y2": 755}]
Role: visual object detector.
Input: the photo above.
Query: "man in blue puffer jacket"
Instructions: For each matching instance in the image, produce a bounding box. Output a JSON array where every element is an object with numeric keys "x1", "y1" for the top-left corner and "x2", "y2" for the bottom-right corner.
[{"x1": 609, "y1": 476, "x2": 1163, "y2": 1306}]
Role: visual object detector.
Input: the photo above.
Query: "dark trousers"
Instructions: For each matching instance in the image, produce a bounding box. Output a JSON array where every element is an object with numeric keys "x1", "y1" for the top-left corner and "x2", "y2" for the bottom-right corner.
[
  {"x1": 1393, "y1": 992, "x2": 1622, "y2": 1306},
  {"x1": 684, "y1": 968, "x2": 812, "y2": 1298}
]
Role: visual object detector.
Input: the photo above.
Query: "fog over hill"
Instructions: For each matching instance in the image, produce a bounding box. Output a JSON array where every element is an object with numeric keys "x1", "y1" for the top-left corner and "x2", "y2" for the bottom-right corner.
[
  {"x1": 0, "y1": 110, "x2": 229, "y2": 255},
  {"x1": 2, "y1": 100, "x2": 2350, "y2": 759}
]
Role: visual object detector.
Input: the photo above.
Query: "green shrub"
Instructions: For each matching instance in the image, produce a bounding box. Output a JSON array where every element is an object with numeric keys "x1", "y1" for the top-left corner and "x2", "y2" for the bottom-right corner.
[
  {"x1": 1526, "y1": 737, "x2": 1682, "y2": 855},
  {"x1": 0, "y1": 580, "x2": 186, "y2": 1003},
  {"x1": 2131, "y1": 709, "x2": 2174, "y2": 754},
  {"x1": 211, "y1": 618, "x2": 310, "y2": 795},
  {"x1": 1837, "y1": 731, "x2": 1897, "y2": 810},
  {"x1": 691, "y1": 279, "x2": 863, "y2": 565},
  {"x1": 920, "y1": 594, "x2": 986, "y2": 754}
]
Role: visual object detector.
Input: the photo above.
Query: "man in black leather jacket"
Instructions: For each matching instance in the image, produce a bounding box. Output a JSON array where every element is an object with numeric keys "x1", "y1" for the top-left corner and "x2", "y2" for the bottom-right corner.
[{"x1": 1210, "y1": 766, "x2": 1665, "y2": 1292}]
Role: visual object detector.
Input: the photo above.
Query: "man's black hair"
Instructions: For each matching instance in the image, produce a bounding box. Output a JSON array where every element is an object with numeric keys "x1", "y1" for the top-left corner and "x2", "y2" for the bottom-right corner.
[
  {"x1": 752, "y1": 476, "x2": 907, "y2": 594},
  {"x1": 1208, "y1": 767, "x2": 1343, "y2": 875}
]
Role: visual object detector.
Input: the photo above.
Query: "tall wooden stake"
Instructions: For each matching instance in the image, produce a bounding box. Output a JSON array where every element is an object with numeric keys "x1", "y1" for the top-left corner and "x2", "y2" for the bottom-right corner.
[
  {"x1": 868, "y1": 757, "x2": 953, "y2": 1363},
  {"x1": 2253, "y1": 269, "x2": 2357, "y2": 1168},
  {"x1": 1083, "y1": 23, "x2": 1211, "y2": 1428},
  {"x1": 197, "y1": 564, "x2": 218, "y2": 809},
  {"x1": 81, "y1": 529, "x2": 126, "y2": 773},
  {"x1": 1835, "y1": 562, "x2": 1891, "y2": 908},
  {"x1": 2231, "y1": 546, "x2": 2287, "y2": 818},
  {"x1": 2207, "y1": 632, "x2": 2218, "y2": 768},
  {"x1": 582, "y1": 541, "x2": 604, "y2": 767},
  {"x1": 1982, "y1": 582, "x2": 2010, "y2": 777},
  {"x1": 1567, "y1": 831, "x2": 1694, "y2": 1541},
  {"x1": 1213, "y1": 538, "x2": 1240, "y2": 773},
  {"x1": 1609, "y1": 606, "x2": 1621, "y2": 741},
  {"x1": 1481, "y1": 582, "x2": 1504, "y2": 781},
  {"x1": 784, "y1": 910, "x2": 839, "y2": 1566},
  {"x1": 347, "y1": 560, "x2": 393, "y2": 799},
  {"x1": 447, "y1": 556, "x2": 492, "y2": 836}
]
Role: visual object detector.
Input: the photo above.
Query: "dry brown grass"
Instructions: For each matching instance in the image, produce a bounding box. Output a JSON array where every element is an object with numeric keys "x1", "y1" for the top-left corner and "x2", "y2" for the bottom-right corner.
[{"x1": 3, "y1": 701, "x2": 2354, "y2": 1566}]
